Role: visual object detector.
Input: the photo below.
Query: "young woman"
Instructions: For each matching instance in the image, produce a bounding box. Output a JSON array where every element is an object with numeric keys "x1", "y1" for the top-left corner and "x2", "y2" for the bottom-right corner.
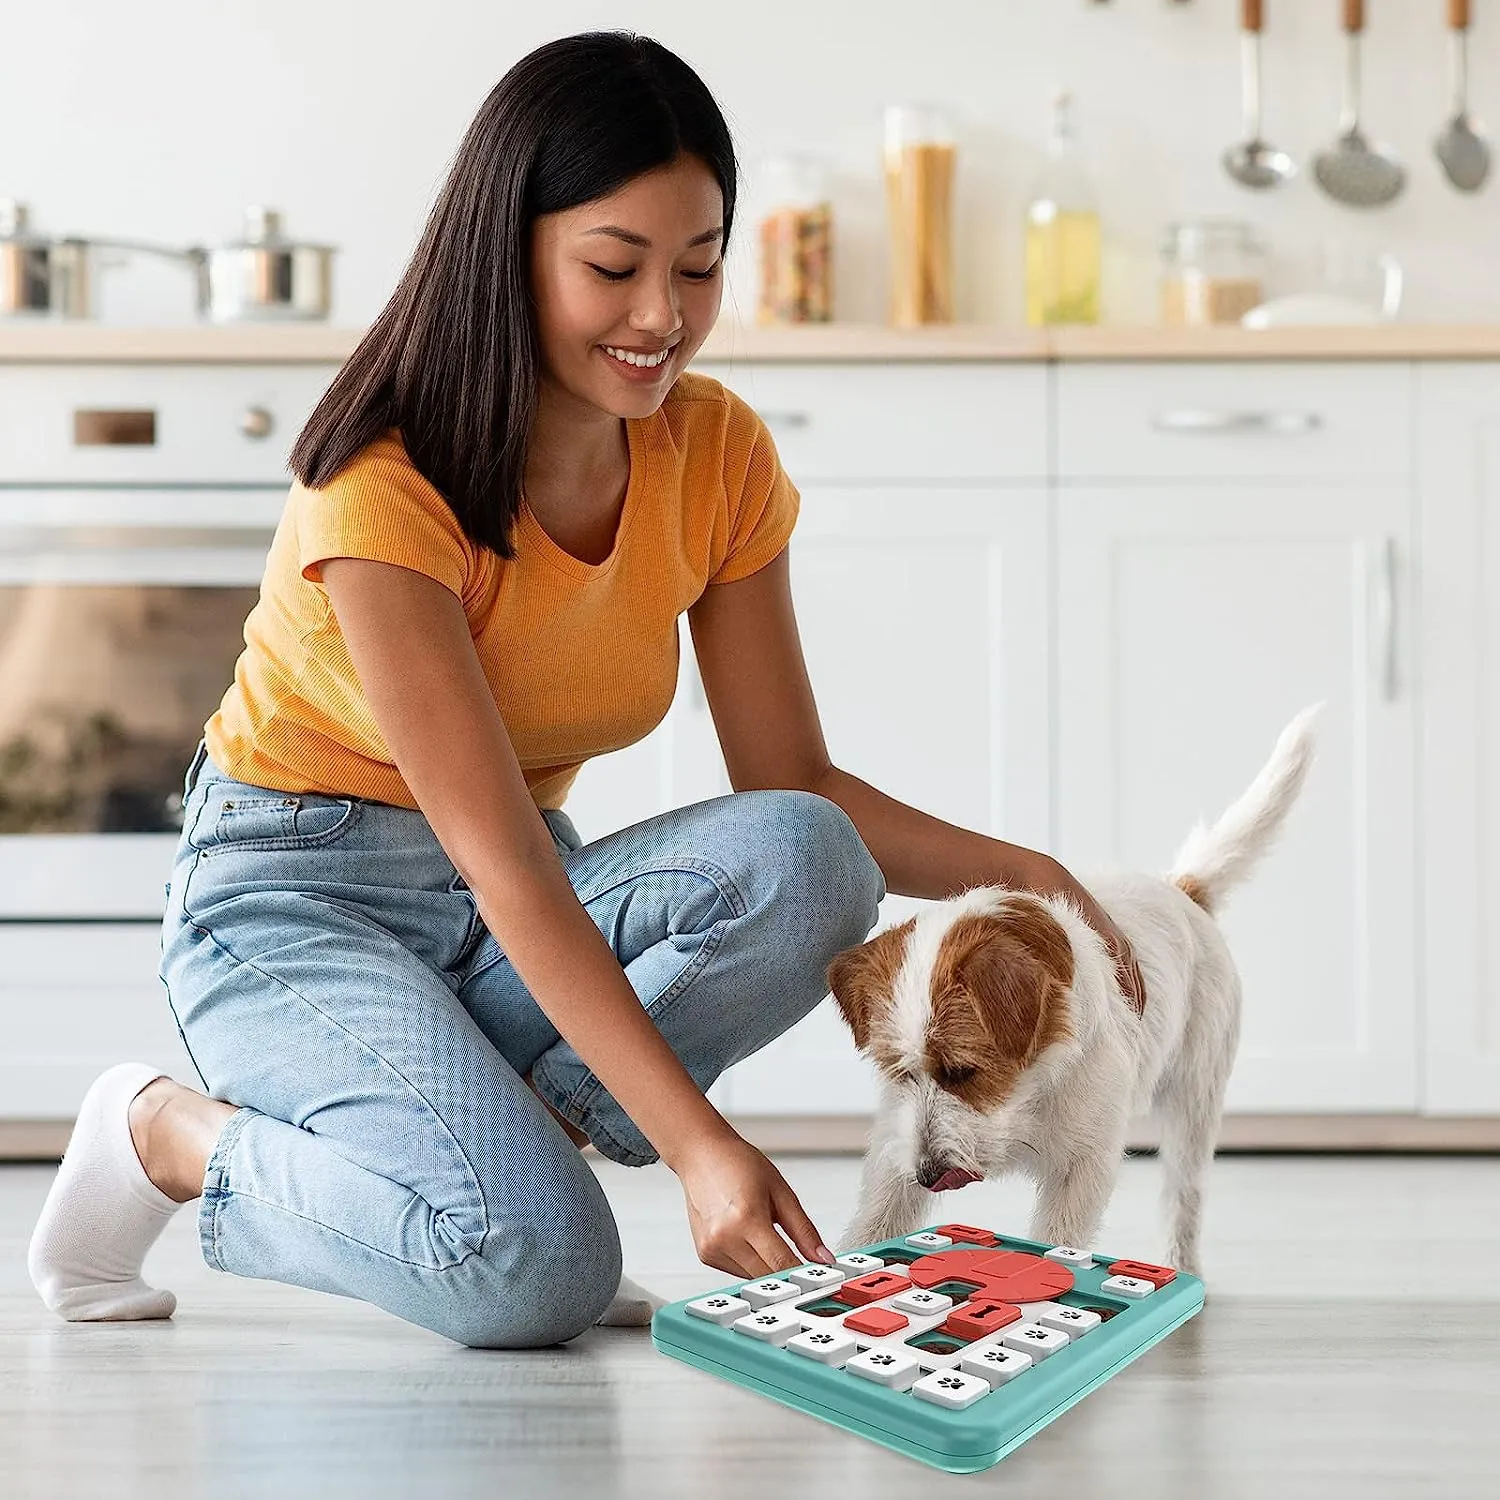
[{"x1": 28, "y1": 31, "x2": 1143, "y2": 1348}]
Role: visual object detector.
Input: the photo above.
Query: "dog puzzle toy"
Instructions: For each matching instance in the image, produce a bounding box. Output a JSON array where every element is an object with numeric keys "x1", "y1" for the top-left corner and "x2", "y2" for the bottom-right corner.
[{"x1": 651, "y1": 1222, "x2": 1202, "y2": 1473}]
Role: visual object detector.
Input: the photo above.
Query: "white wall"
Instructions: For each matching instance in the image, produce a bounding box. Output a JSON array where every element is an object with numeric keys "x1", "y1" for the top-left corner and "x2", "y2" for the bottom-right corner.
[{"x1": 5, "y1": 0, "x2": 1498, "y2": 327}]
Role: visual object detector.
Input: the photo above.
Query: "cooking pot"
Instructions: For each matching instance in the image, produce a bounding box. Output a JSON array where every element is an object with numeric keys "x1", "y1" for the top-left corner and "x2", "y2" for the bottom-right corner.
[
  {"x1": 0, "y1": 202, "x2": 336, "y2": 322},
  {"x1": 0, "y1": 200, "x2": 95, "y2": 317}
]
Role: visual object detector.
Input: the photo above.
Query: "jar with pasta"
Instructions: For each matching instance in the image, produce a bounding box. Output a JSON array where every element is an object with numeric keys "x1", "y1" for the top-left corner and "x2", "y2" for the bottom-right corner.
[
  {"x1": 1160, "y1": 220, "x2": 1267, "y2": 327},
  {"x1": 755, "y1": 156, "x2": 833, "y2": 325}
]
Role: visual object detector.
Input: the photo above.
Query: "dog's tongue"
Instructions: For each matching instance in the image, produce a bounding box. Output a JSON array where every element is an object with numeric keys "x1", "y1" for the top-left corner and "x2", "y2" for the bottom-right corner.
[{"x1": 929, "y1": 1168, "x2": 982, "y2": 1193}]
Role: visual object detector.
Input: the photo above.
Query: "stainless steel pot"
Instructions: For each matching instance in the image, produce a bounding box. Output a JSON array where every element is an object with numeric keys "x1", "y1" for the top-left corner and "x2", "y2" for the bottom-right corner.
[
  {"x1": 96, "y1": 207, "x2": 336, "y2": 323},
  {"x1": 191, "y1": 206, "x2": 336, "y2": 322},
  {"x1": 0, "y1": 200, "x2": 96, "y2": 317}
]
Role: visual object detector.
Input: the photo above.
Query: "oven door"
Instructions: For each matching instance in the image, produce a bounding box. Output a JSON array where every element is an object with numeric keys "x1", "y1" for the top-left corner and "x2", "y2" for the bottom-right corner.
[{"x1": 0, "y1": 488, "x2": 282, "y2": 920}]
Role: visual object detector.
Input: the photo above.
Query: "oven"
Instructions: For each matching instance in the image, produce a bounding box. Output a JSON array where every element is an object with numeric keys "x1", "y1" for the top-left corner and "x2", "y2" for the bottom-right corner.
[{"x1": 0, "y1": 358, "x2": 338, "y2": 1125}]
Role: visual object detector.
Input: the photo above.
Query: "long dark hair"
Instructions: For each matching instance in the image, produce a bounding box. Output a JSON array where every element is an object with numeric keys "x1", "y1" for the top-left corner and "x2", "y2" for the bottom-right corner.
[{"x1": 289, "y1": 32, "x2": 738, "y2": 560}]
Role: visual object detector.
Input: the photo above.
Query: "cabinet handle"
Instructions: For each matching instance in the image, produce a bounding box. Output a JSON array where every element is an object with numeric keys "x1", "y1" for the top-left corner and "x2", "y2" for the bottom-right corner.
[
  {"x1": 758, "y1": 410, "x2": 812, "y2": 431},
  {"x1": 1373, "y1": 534, "x2": 1399, "y2": 701},
  {"x1": 1149, "y1": 409, "x2": 1322, "y2": 435}
]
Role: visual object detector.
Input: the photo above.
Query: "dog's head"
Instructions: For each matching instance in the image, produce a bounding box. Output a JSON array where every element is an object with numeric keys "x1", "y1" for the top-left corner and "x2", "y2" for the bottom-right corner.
[{"x1": 827, "y1": 892, "x2": 1076, "y2": 1192}]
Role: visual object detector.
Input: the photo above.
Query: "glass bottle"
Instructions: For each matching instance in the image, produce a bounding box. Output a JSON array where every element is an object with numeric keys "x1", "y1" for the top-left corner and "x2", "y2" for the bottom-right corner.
[
  {"x1": 755, "y1": 155, "x2": 834, "y2": 325},
  {"x1": 1024, "y1": 91, "x2": 1101, "y2": 326}
]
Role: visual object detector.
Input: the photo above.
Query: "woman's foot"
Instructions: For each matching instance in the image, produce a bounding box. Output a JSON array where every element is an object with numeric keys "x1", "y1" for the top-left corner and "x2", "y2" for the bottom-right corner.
[
  {"x1": 595, "y1": 1271, "x2": 667, "y2": 1327},
  {"x1": 27, "y1": 1066, "x2": 232, "y2": 1321}
]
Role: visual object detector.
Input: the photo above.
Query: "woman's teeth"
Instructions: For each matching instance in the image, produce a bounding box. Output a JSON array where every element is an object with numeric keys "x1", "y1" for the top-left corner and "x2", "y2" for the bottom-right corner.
[{"x1": 603, "y1": 345, "x2": 672, "y2": 369}]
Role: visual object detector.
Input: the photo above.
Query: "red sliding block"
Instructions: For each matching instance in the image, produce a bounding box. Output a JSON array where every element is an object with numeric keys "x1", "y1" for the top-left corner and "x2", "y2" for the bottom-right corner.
[
  {"x1": 1106, "y1": 1259, "x2": 1176, "y2": 1288},
  {"x1": 932, "y1": 1223, "x2": 999, "y2": 1247},
  {"x1": 843, "y1": 1306, "x2": 910, "y2": 1337},
  {"x1": 939, "y1": 1298, "x2": 1022, "y2": 1342},
  {"x1": 834, "y1": 1270, "x2": 913, "y2": 1307}
]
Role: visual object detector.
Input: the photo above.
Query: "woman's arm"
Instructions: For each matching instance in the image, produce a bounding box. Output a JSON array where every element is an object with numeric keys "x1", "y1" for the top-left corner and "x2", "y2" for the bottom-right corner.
[
  {"x1": 321, "y1": 557, "x2": 737, "y2": 1171},
  {"x1": 689, "y1": 550, "x2": 1147, "y2": 1010}
]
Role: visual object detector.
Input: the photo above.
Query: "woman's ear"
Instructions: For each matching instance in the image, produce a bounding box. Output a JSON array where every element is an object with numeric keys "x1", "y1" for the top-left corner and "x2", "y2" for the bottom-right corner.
[{"x1": 826, "y1": 919, "x2": 914, "y2": 1053}]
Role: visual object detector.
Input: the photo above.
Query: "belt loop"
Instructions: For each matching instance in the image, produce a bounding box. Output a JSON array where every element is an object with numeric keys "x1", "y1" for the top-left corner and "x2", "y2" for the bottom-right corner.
[{"x1": 183, "y1": 739, "x2": 209, "y2": 799}]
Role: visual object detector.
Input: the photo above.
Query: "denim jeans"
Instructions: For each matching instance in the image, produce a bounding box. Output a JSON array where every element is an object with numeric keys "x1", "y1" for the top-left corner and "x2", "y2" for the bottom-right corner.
[{"x1": 158, "y1": 740, "x2": 884, "y2": 1348}]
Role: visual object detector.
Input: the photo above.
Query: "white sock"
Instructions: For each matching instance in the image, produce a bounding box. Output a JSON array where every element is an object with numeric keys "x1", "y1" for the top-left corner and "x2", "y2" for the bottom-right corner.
[
  {"x1": 595, "y1": 1271, "x2": 666, "y2": 1327},
  {"x1": 27, "y1": 1063, "x2": 183, "y2": 1321}
]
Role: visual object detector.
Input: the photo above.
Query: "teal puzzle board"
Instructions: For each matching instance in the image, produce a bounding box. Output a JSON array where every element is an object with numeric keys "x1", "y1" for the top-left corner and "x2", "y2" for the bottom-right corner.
[{"x1": 650, "y1": 1222, "x2": 1203, "y2": 1473}]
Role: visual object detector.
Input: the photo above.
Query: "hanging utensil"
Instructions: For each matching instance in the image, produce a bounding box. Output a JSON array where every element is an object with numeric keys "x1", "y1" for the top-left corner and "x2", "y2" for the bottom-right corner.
[
  {"x1": 1313, "y1": 0, "x2": 1407, "y2": 207},
  {"x1": 1434, "y1": 0, "x2": 1491, "y2": 191},
  {"x1": 1223, "y1": 0, "x2": 1296, "y2": 188}
]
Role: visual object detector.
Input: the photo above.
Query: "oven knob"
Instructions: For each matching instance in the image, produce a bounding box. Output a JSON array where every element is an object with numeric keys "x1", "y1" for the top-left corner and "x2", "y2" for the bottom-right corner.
[{"x1": 240, "y1": 406, "x2": 275, "y2": 440}]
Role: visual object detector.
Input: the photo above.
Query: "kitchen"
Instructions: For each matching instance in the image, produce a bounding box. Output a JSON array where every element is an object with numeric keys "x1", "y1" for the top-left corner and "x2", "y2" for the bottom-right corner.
[{"x1": 2, "y1": 1, "x2": 1498, "y2": 1495}]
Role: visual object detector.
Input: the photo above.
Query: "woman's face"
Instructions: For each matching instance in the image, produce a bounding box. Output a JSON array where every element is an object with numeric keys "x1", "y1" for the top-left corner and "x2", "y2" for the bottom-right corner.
[{"x1": 530, "y1": 154, "x2": 725, "y2": 424}]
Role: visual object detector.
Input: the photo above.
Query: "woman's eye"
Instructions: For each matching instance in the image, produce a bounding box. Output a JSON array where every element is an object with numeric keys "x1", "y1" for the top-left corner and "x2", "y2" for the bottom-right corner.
[{"x1": 586, "y1": 262, "x2": 721, "y2": 283}]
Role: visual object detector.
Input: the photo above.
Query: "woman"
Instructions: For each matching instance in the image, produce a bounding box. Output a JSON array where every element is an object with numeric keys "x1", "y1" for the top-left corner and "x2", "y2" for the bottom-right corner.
[{"x1": 28, "y1": 31, "x2": 1143, "y2": 1348}]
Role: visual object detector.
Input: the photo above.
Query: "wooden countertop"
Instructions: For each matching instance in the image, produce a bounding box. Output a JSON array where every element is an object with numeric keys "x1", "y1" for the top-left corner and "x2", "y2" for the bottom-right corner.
[{"x1": 6, "y1": 321, "x2": 1500, "y2": 363}]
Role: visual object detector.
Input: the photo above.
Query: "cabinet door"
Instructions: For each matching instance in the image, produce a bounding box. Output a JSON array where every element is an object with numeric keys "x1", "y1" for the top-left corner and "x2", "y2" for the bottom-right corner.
[
  {"x1": 721, "y1": 487, "x2": 1051, "y2": 1115},
  {"x1": 1415, "y1": 366, "x2": 1500, "y2": 1114},
  {"x1": 1056, "y1": 486, "x2": 1417, "y2": 1112},
  {"x1": 0, "y1": 926, "x2": 198, "y2": 1117}
]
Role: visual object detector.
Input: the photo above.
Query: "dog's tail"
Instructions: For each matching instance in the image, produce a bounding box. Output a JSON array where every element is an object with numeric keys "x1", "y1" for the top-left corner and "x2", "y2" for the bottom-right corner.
[{"x1": 1166, "y1": 704, "x2": 1321, "y2": 915}]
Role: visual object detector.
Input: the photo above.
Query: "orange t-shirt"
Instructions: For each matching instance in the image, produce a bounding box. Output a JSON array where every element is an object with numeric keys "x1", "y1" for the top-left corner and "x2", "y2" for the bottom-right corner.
[{"x1": 204, "y1": 371, "x2": 799, "y2": 810}]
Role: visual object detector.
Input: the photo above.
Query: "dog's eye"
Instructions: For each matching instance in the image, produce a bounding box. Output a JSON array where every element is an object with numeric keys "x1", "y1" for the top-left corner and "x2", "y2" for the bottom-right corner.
[{"x1": 936, "y1": 1064, "x2": 978, "y2": 1089}]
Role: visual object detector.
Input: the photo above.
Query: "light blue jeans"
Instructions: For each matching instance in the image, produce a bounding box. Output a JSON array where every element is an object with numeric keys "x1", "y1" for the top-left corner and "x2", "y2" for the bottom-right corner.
[{"x1": 159, "y1": 740, "x2": 884, "y2": 1349}]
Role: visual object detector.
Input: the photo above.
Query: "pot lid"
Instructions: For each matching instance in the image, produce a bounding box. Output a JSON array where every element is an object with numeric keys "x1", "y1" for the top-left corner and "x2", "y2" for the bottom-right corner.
[
  {"x1": 220, "y1": 206, "x2": 335, "y2": 252},
  {"x1": 0, "y1": 199, "x2": 44, "y2": 244}
]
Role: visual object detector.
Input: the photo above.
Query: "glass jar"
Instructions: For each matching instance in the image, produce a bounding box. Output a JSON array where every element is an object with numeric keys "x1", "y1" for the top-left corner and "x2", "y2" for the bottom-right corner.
[
  {"x1": 883, "y1": 104, "x2": 957, "y2": 326},
  {"x1": 755, "y1": 156, "x2": 833, "y2": 325},
  {"x1": 1160, "y1": 220, "x2": 1267, "y2": 327}
]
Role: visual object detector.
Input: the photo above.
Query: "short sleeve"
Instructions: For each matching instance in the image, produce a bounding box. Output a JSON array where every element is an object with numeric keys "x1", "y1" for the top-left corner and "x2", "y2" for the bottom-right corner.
[
  {"x1": 293, "y1": 439, "x2": 472, "y2": 601},
  {"x1": 708, "y1": 398, "x2": 801, "y2": 586}
]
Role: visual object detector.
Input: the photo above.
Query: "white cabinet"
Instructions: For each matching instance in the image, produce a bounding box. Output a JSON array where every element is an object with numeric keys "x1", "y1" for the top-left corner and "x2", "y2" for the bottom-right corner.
[
  {"x1": 1053, "y1": 484, "x2": 1418, "y2": 1111},
  {"x1": 1414, "y1": 366, "x2": 1500, "y2": 1114},
  {"x1": 0, "y1": 926, "x2": 198, "y2": 1114},
  {"x1": 720, "y1": 486, "x2": 1051, "y2": 1116}
]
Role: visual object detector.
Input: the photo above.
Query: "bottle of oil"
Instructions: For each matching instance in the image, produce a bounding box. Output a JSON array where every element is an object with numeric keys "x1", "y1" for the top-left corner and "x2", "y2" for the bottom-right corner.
[{"x1": 1024, "y1": 91, "x2": 1101, "y2": 326}]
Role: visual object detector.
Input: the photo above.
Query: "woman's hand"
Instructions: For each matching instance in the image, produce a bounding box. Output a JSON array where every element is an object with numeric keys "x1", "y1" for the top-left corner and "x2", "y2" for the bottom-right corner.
[
  {"x1": 669, "y1": 1128, "x2": 837, "y2": 1280},
  {"x1": 1028, "y1": 856, "x2": 1148, "y2": 1015}
]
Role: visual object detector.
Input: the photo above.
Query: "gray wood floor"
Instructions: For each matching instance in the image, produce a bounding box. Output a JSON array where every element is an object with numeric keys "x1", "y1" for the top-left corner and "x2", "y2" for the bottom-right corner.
[{"x1": 3, "y1": 1151, "x2": 1498, "y2": 1499}]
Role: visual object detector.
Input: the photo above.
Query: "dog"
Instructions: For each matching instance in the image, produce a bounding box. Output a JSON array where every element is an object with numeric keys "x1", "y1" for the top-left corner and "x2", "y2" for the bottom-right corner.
[{"x1": 827, "y1": 705, "x2": 1319, "y2": 1276}]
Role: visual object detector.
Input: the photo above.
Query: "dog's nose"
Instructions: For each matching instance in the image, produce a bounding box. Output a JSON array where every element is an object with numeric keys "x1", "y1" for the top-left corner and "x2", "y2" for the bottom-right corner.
[{"x1": 917, "y1": 1163, "x2": 984, "y2": 1193}]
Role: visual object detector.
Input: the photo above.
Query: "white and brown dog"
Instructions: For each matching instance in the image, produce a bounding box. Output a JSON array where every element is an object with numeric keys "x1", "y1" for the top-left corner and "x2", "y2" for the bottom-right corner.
[{"x1": 828, "y1": 706, "x2": 1319, "y2": 1276}]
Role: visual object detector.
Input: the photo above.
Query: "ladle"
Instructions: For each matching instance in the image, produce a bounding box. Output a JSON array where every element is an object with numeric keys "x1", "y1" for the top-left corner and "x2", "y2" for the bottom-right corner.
[
  {"x1": 1313, "y1": 0, "x2": 1407, "y2": 207},
  {"x1": 1223, "y1": 0, "x2": 1296, "y2": 189},
  {"x1": 1434, "y1": 0, "x2": 1491, "y2": 191}
]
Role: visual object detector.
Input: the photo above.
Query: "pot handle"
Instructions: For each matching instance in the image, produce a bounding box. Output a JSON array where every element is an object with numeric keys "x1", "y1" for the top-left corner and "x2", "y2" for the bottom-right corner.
[{"x1": 84, "y1": 237, "x2": 204, "y2": 268}]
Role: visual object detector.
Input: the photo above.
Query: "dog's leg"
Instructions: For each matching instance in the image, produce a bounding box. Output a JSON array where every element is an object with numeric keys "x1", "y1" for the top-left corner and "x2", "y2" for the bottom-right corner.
[
  {"x1": 839, "y1": 1130, "x2": 933, "y2": 1250},
  {"x1": 1029, "y1": 1127, "x2": 1126, "y2": 1251},
  {"x1": 1158, "y1": 977, "x2": 1240, "y2": 1277}
]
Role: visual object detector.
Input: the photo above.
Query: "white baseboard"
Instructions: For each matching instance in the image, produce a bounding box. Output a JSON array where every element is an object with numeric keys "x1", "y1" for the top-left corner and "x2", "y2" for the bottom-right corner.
[{"x1": 6, "y1": 1112, "x2": 1499, "y2": 1163}]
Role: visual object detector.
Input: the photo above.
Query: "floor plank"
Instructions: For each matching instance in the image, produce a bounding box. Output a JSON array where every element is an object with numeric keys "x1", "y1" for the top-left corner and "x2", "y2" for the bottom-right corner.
[{"x1": 3, "y1": 1154, "x2": 1497, "y2": 1498}]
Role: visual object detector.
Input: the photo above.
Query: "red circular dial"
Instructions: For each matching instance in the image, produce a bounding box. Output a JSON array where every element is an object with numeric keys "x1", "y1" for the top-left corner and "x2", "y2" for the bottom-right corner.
[{"x1": 908, "y1": 1247, "x2": 1075, "y2": 1304}]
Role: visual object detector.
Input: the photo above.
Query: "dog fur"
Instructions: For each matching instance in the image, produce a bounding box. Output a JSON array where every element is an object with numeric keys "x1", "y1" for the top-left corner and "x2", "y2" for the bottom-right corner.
[{"x1": 828, "y1": 705, "x2": 1320, "y2": 1276}]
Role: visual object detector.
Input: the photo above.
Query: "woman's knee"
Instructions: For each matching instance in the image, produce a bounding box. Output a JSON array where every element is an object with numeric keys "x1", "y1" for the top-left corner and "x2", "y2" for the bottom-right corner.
[
  {"x1": 740, "y1": 789, "x2": 885, "y2": 948},
  {"x1": 439, "y1": 1201, "x2": 623, "y2": 1350}
]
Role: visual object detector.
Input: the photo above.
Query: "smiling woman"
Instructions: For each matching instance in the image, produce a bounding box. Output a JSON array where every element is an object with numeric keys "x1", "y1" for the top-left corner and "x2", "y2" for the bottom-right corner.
[{"x1": 29, "y1": 30, "x2": 897, "y2": 1353}]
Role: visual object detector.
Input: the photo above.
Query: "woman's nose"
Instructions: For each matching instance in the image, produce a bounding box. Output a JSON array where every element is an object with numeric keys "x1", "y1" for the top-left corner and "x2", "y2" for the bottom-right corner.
[{"x1": 629, "y1": 276, "x2": 683, "y2": 338}]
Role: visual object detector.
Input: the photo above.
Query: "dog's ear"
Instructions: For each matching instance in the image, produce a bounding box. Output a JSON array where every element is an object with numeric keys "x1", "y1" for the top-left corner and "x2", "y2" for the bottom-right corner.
[
  {"x1": 827, "y1": 919, "x2": 915, "y2": 1053},
  {"x1": 934, "y1": 903, "x2": 1075, "y2": 1079}
]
